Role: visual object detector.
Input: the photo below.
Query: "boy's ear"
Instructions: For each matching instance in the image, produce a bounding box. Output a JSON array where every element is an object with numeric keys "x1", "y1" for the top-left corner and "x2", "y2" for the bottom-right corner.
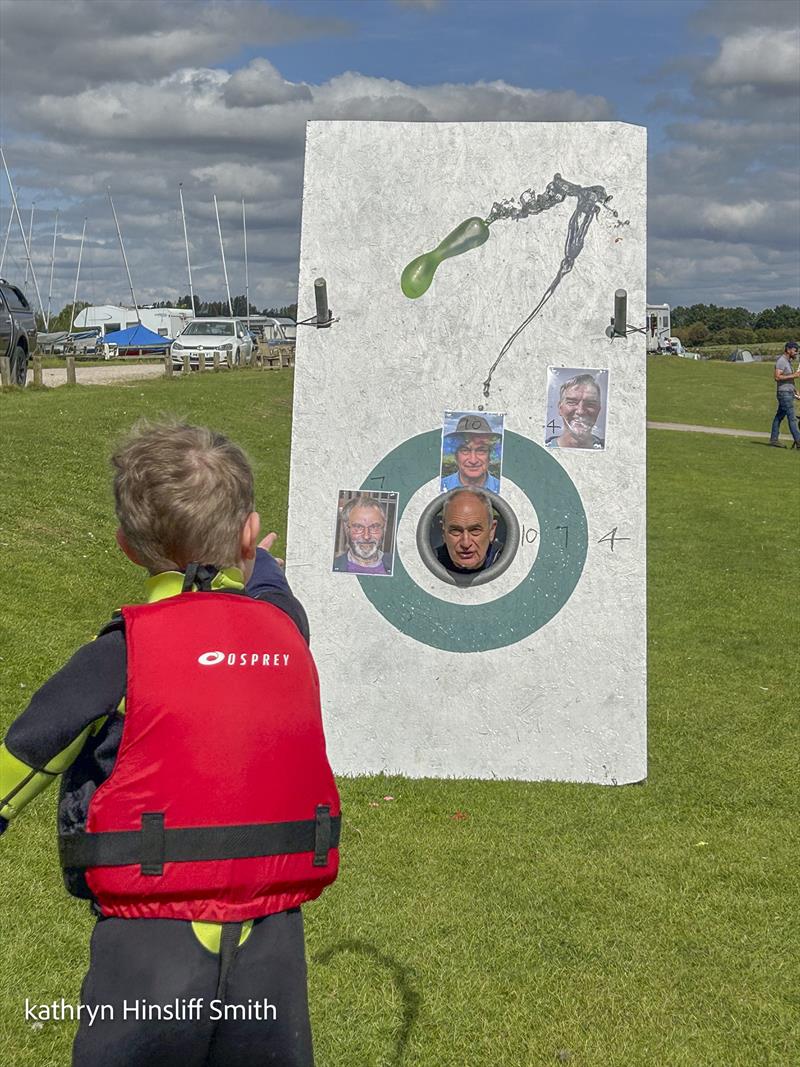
[
  {"x1": 116, "y1": 527, "x2": 143, "y2": 566},
  {"x1": 241, "y1": 512, "x2": 261, "y2": 561}
]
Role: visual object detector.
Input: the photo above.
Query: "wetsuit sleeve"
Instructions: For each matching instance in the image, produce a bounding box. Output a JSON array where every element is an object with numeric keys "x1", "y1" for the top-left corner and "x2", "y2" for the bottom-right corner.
[
  {"x1": 247, "y1": 547, "x2": 311, "y2": 644},
  {"x1": 0, "y1": 629, "x2": 126, "y2": 826},
  {"x1": 246, "y1": 547, "x2": 290, "y2": 597}
]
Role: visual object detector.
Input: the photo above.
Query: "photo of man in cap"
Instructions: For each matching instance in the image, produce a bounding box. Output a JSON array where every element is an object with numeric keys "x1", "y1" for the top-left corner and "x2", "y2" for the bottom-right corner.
[
  {"x1": 769, "y1": 341, "x2": 800, "y2": 449},
  {"x1": 440, "y1": 412, "x2": 504, "y2": 493}
]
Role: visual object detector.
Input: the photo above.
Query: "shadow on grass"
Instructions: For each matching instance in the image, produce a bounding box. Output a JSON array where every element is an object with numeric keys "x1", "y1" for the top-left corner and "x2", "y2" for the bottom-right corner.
[{"x1": 314, "y1": 940, "x2": 421, "y2": 1065}]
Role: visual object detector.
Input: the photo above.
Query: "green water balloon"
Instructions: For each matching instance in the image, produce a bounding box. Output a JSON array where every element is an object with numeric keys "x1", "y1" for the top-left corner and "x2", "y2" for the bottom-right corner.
[{"x1": 400, "y1": 217, "x2": 491, "y2": 298}]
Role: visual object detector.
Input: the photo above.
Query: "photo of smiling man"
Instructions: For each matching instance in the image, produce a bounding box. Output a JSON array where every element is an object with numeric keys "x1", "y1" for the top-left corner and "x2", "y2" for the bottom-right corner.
[
  {"x1": 545, "y1": 368, "x2": 609, "y2": 450},
  {"x1": 332, "y1": 490, "x2": 399, "y2": 576},
  {"x1": 440, "y1": 411, "x2": 504, "y2": 493}
]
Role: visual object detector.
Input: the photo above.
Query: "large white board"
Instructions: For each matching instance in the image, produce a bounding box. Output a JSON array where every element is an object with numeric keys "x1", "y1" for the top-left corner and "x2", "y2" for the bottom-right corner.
[{"x1": 287, "y1": 120, "x2": 647, "y2": 784}]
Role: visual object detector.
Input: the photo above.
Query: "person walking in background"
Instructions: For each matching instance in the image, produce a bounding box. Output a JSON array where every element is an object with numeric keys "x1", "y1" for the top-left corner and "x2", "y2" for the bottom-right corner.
[{"x1": 770, "y1": 341, "x2": 800, "y2": 449}]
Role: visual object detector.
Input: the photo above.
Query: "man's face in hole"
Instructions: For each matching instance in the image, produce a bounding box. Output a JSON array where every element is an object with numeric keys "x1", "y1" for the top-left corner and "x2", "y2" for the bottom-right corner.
[
  {"x1": 442, "y1": 493, "x2": 497, "y2": 570},
  {"x1": 454, "y1": 435, "x2": 493, "y2": 485},
  {"x1": 346, "y1": 505, "x2": 386, "y2": 564},
  {"x1": 558, "y1": 382, "x2": 601, "y2": 443}
]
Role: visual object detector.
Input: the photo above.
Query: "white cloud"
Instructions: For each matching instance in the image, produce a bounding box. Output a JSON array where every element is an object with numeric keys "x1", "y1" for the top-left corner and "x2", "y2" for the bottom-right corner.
[
  {"x1": 701, "y1": 200, "x2": 770, "y2": 230},
  {"x1": 223, "y1": 59, "x2": 313, "y2": 108},
  {"x1": 0, "y1": 0, "x2": 350, "y2": 93},
  {"x1": 0, "y1": 54, "x2": 612, "y2": 310},
  {"x1": 703, "y1": 28, "x2": 800, "y2": 91}
]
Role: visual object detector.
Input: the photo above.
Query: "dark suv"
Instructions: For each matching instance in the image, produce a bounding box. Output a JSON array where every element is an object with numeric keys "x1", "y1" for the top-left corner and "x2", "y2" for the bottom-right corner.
[{"x1": 0, "y1": 278, "x2": 38, "y2": 386}]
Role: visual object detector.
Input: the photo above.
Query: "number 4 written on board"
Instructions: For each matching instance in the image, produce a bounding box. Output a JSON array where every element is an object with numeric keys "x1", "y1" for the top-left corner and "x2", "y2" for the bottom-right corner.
[{"x1": 597, "y1": 527, "x2": 630, "y2": 552}]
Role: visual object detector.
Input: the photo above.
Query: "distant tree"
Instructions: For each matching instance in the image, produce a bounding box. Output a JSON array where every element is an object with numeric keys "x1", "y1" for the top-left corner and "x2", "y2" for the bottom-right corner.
[
  {"x1": 261, "y1": 304, "x2": 297, "y2": 319},
  {"x1": 176, "y1": 294, "x2": 201, "y2": 313},
  {"x1": 683, "y1": 322, "x2": 711, "y2": 346},
  {"x1": 753, "y1": 305, "x2": 800, "y2": 330}
]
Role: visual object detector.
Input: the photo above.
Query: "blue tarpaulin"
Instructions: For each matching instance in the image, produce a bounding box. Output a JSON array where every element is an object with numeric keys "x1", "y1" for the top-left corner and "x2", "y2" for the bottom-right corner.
[{"x1": 103, "y1": 324, "x2": 172, "y2": 347}]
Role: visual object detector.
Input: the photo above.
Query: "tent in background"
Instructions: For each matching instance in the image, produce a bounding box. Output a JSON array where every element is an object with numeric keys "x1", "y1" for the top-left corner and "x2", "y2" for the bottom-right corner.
[{"x1": 103, "y1": 323, "x2": 172, "y2": 355}]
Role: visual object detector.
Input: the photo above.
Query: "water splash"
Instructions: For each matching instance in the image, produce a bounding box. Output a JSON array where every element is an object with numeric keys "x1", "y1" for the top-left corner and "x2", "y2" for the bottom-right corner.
[{"x1": 482, "y1": 174, "x2": 615, "y2": 397}]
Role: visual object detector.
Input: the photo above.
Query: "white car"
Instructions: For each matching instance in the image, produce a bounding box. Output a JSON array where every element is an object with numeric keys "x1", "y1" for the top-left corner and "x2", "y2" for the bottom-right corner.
[{"x1": 171, "y1": 318, "x2": 253, "y2": 369}]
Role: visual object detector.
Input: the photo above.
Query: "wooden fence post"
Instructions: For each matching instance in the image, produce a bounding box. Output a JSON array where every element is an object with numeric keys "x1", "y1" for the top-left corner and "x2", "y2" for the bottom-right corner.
[
  {"x1": 66, "y1": 357, "x2": 76, "y2": 385},
  {"x1": 199, "y1": 353, "x2": 206, "y2": 373},
  {"x1": 164, "y1": 353, "x2": 173, "y2": 378},
  {"x1": 0, "y1": 355, "x2": 10, "y2": 387},
  {"x1": 33, "y1": 354, "x2": 43, "y2": 386},
  {"x1": 213, "y1": 352, "x2": 220, "y2": 373},
  {"x1": 183, "y1": 354, "x2": 190, "y2": 375}
]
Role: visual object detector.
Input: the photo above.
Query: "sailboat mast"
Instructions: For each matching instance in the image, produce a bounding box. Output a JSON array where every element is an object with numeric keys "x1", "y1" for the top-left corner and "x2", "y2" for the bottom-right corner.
[
  {"x1": 107, "y1": 187, "x2": 141, "y2": 324},
  {"x1": 213, "y1": 194, "x2": 233, "y2": 317},
  {"x1": 0, "y1": 206, "x2": 12, "y2": 275},
  {"x1": 70, "y1": 217, "x2": 87, "y2": 334},
  {"x1": 178, "y1": 183, "x2": 195, "y2": 315},
  {"x1": 0, "y1": 146, "x2": 46, "y2": 320},
  {"x1": 45, "y1": 208, "x2": 59, "y2": 329},
  {"x1": 242, "y1": 197, "x2": 250, "y2": 332},
  {"x1": 24, "y1": 201, "x2": 35, "y2": 284}
]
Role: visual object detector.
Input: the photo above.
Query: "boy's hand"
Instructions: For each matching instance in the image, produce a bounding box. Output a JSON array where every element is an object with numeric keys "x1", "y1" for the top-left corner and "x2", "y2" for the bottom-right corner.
[{"x1": 258, "y1": 533, "x2": 285, "y2": 569}]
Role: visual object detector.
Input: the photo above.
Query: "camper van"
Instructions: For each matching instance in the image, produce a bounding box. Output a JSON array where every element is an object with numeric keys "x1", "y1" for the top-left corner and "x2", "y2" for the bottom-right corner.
[
  {"x1": 73, "y1": 305, "x2": 194, "y2": 340},
  {"x1": 646, "y1": 303, "x2": 671, "y2": 351}
]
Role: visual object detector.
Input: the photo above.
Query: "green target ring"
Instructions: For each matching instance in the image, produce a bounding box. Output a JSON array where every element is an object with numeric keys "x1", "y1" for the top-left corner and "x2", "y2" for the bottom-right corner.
[{"x1": 357, "y1": 430, "x2": 587, "y2": 652}]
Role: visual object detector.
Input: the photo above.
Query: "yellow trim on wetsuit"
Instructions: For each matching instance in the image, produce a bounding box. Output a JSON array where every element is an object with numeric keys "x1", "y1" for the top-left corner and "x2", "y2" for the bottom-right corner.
[
  {"x1": 145, "y1": 567, "x2": 245, "y2": 603},
  {"x1": 0, "y1": 721, "x2": 100, "y2": 821},
  {"x1": 191, "y1": 920, "x2": 254, "y2": 953}
]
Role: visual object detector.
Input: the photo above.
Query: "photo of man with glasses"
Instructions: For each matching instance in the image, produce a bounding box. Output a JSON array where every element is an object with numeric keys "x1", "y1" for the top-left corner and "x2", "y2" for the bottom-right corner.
[
  {"x1": 440, "y1": 412, "x2": 504, "y2": 493},
  {"x1": 332, "y1": 492, "x2": 398, "y2": 575}
]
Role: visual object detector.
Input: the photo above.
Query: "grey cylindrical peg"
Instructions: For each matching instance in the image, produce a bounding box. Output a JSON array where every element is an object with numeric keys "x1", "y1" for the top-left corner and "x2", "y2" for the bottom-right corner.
[
  {"x1": 614, "y1": 289, "x2": 627, "y2": 337},
  {"x1": 314, "y1": 278, "x2": 329, "y2": 326}
]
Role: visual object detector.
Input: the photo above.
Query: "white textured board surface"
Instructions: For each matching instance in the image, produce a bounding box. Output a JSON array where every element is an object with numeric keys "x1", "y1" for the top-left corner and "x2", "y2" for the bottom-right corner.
[{"x1": 287, "y1": 121, "x2": 647, "y2": 784}]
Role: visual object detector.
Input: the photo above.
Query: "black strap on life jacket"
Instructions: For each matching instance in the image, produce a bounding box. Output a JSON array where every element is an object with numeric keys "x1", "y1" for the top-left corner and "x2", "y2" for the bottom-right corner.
[
  {"x1": 182, "y1": 562, "x2": 219, "y2": 592},
  {"x1": 59, "y1": 805, "x2": 340, "y2": 876}
]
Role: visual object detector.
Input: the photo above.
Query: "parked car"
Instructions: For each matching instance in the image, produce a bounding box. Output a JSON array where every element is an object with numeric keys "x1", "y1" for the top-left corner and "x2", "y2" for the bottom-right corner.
[
  {"x1": 0, "y1": 278, "x2": 37, "y2": 386},
  {"x1": 171, "y1": 318, "x2": 253, "y2": 369}
]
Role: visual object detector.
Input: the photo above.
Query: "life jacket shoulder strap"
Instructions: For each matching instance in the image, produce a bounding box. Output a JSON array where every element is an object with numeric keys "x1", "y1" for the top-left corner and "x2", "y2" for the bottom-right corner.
[{"x1": 97, "y1": 612, "x2": 126, "y2": 640}]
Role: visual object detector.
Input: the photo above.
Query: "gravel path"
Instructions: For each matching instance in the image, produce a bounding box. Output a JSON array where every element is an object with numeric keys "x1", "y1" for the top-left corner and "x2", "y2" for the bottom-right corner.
[
  {"x1": 646, "y1": 420, "x2": 769, "y2": 439},
  {"x1": 27, "y1": 363, "x2": 166, "y2": 387}
]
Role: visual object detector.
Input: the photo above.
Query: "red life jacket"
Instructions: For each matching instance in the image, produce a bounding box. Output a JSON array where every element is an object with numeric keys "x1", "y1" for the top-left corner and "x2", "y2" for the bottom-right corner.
[{"x1": 59, "y1": 592, "x2": 340, "y2": 922}]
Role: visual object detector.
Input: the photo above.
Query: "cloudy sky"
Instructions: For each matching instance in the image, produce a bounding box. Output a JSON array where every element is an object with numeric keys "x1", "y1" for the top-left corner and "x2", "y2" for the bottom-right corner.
[{"x1": 0, "y1": 0, "x2": 797, "y2": 315}]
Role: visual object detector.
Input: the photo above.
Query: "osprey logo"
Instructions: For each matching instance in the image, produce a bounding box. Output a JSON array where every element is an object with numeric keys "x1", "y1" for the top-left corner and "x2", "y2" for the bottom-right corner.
[{"x1": 198, "y1": 650, "x2": 291, "y2": 667}]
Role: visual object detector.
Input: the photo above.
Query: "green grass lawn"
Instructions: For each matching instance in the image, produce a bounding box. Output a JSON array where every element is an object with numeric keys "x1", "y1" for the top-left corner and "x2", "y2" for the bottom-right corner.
[
  {"x1": 1, "y1": 368, "x2": 797, "y2": 1066},
  {"x1": 646, "y1": 356, "x2": 797, "y2": 434}
]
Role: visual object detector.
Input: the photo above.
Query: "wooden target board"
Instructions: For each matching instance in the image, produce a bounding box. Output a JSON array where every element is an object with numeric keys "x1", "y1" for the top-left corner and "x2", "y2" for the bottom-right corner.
[{"x1": 287, "y1": 120, "x2": 647, "y2": 784}]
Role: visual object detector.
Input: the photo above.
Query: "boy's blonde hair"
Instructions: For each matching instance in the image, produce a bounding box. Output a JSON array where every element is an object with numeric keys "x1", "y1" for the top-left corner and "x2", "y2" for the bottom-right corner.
[{"x1": 111, "y1": 420, "x2": 255, "y2": 573}]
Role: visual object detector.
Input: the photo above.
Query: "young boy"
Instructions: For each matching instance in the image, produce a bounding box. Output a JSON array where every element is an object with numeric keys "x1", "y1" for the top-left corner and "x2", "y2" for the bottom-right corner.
[{"x1": 0, "y1": 420, "x2": 340, "y2": 1067}]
